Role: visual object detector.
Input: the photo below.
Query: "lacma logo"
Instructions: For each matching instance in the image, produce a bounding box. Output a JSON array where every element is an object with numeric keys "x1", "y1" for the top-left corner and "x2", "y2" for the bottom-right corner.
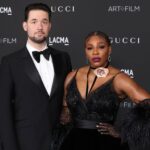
[
  {"x1": 48, "y1": 37, "x2": 69, "y2": 46},
  {"x1": 121, "y1": 69, "x2": 134, "y2": 78},
  {"x1": 0, "y1": 7, "x2": 12, "y2": 15}
]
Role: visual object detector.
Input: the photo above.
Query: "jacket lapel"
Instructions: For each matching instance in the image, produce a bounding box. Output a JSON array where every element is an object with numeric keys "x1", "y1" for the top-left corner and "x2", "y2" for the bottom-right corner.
[
  {"x1": 49, "y1": 49, "x2": 60, "y2": 99},
  {"x1": 21, "y1": 48, "x2": 49, "y2": 97}
]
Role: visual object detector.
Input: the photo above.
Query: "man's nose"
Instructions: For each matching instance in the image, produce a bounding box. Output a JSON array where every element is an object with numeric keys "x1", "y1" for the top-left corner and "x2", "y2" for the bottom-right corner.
[{"x1": 37, "y1": 22, "x2": 43, "y2": 29}]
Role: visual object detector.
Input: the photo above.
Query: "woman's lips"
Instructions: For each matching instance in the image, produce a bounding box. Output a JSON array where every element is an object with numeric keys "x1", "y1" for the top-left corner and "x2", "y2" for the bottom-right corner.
[{"x1": 92, "y1": 57, "x2": 101, "y2": 62}]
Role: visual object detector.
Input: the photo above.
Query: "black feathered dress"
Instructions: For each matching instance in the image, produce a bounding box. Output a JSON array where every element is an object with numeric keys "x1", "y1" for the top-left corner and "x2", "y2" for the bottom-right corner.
[{"x1": 60, "y1": 74, "x2": 129, "y2": 150}]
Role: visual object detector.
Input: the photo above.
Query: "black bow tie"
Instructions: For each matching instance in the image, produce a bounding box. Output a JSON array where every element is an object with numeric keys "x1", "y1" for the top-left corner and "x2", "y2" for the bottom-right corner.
[{"x1": 32, "y1": 48, "x2": 51, "y2": 63}]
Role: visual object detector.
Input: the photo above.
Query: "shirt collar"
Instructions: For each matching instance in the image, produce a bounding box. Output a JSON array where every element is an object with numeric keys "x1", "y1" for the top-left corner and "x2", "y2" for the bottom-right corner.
[{"x1": 26, "y1": 42, "x2": 48, "y2": 55}]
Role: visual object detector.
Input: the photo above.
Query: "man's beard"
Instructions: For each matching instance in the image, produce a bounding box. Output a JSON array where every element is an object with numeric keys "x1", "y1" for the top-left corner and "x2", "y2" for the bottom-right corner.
[{"x1": 29, "y1": 36, "x2": 47, "y2": 44}]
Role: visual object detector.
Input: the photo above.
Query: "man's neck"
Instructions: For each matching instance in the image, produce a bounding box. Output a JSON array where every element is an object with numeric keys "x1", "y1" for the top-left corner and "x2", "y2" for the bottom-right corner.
[{"x1": 27, "y1": 39, "x2": 47, "y2": 51}]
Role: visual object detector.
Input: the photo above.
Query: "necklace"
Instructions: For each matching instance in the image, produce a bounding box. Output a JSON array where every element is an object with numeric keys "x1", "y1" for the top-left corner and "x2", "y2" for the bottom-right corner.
[
  {"x1": 90, "y1": 62, "x2": 109, "y2": 78},
  {"x1": 85, "y1": 67, "x2": 97, "y2": 99},
  {"x1": 85, "y1": 62, "x2": 109, "y2": 99}
]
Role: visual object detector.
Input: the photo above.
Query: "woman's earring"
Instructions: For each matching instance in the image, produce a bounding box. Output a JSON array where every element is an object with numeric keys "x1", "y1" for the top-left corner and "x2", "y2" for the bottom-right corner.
[{"x1": 108, "y1": 55, "x2": 111, "y2": 62}]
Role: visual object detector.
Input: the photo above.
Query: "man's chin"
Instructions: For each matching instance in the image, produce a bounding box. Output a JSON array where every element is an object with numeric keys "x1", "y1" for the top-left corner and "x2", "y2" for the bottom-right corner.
[{"x1": 29, "y1": 37, "x2": 47, "y2": 44}]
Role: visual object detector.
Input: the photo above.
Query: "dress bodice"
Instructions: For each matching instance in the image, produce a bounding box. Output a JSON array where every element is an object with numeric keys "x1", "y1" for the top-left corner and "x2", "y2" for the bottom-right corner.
[
  {"x1": 60, "y1": 71, "x2": 130, "y2": 150},
  {"x1": 66, "y1": 77, "x2": 121, "y2": 124}
]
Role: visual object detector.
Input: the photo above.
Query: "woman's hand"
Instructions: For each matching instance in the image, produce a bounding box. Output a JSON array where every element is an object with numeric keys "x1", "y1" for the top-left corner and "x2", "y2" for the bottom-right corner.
[
  {"x1": 60, "y1": 106, "x2": 71, "y2": 125},
  {"x1": 96, "y1": 122, "x2": 120, "y2": 138}
]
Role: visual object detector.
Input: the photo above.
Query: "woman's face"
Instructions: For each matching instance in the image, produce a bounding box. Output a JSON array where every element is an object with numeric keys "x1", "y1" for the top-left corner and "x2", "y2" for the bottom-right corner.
[{"x1": 85, "y1": 35, "x2": 111, "y2": 68}]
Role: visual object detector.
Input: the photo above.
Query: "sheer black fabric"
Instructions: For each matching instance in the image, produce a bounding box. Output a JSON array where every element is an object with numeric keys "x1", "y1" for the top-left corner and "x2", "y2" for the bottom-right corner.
[{"x1": 60, "y1": 76, "x2": 129, "y2": 150}]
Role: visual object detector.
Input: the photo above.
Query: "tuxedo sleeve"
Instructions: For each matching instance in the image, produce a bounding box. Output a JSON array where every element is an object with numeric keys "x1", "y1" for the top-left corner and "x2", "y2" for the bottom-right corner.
[{"x1": 0, "y1": 57, "x2": 18, "y2": 150}]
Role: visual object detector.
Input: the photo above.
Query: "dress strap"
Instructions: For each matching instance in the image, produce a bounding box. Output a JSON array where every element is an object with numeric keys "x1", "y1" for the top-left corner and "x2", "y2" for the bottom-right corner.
[
  {"x1": 74, "y1": 69, "x2": 79, "y2": 78},
  {"x1": 86, "y1": 67, "x2": 97, "y2": 99},
  {"x1": 113, "y1": 71, "x2": 123, "y2": 79}
]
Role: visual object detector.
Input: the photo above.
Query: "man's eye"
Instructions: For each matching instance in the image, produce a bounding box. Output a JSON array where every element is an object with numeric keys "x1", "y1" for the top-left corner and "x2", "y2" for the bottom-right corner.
[
  {"x1": 31, "y1": 21, "x2": 36, "y2": 24},
  {"x1": 43, "y1": 21, "x2": 48, "y2": 24}
]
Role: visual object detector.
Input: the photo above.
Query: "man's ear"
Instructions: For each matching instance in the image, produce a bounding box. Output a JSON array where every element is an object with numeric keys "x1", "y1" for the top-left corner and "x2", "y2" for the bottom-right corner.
[
  {"x1": 22, "y1": 22, "x2": 27, "y2": 31},
  {"x1": 49, "y1": 22, "x2": 52, "y2": 32}
]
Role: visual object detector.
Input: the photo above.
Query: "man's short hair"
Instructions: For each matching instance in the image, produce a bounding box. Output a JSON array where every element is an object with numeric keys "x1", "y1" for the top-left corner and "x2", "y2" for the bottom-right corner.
[{"x1": 24, "y1": 3, "x2": 51, "y2": 21}]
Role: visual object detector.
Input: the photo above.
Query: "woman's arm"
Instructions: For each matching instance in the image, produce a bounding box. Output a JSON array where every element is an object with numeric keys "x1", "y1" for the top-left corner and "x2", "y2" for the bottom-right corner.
[
  {"x1": 60, "y1": 70, "x2": 77, "y2": 125},
  {"x1": 113, "y1": 73, "x2": 150, "y2": 150},
  {"x1": 113, "y1": 72, "x2": 150, "y2": 102}
]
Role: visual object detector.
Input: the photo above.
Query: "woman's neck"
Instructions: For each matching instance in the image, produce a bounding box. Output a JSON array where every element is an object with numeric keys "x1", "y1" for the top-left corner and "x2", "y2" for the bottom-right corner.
[{"x1": 90, "y1": 61, "x2": 109, "y2": 69}]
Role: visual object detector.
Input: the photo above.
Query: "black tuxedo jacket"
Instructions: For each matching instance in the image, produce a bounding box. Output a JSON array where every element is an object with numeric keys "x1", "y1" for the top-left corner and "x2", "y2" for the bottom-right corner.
[{"x1": 0, "y1": 47, "x2": 72, "y2": 150}]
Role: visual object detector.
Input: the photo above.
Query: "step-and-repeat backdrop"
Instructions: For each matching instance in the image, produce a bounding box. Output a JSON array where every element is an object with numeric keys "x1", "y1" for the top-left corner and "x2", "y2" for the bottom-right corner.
[{"x1": 0, "y1": 0, "x2": 150, "y2": 109}]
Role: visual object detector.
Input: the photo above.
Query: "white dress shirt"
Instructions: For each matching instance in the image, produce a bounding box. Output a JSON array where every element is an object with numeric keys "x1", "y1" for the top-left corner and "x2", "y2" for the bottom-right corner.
[{"x1": 26, "y1": 42, "x2": 54, "y2": 96}]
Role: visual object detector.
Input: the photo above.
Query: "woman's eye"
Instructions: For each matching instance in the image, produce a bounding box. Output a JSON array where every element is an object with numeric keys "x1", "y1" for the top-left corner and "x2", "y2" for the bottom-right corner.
[
  {"x1": 99, "y1": 45, "x2": 105, "y2": 49},
  {"x1": 86, "y1": 47, "x2": 93, "y2": 50}
]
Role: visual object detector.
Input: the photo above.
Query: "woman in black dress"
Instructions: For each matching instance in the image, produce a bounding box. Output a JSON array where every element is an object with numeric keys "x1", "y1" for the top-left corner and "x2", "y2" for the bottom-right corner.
[{"x1": 59, "y1": 31, "x2": 150, "y2": 150}]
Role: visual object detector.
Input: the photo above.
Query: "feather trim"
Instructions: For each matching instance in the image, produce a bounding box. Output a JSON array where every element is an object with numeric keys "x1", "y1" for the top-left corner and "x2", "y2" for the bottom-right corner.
[{"x1": 116, "y1": 99, "x2": 150, "y2": 150}]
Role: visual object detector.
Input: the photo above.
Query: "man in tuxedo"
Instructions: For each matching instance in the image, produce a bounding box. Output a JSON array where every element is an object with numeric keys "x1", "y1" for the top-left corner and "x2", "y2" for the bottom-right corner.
[{"x1": 0, "y1": 3, "x2": 72, "y2": 150}]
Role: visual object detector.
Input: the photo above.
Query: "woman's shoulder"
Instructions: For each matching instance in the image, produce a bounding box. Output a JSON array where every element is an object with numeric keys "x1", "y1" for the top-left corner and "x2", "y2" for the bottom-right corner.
[
  {"x1": 109, "y1": 66, "x2": 133, "y2": 88},
  {"x1": 109, "y1": 66, "x2": 128, "y2": 78},
  {"x1": 110, "y1": 66, "x2": 138, "y2": 89},
  {"x1": 64, "y1": 66, "x2": 87, "y2": 87},
  {"x1": 65, "y1": 70, "x2": 76, "y2": 84},
  {"x1": 70, "y1": 66, "x2": 89, "y2": 76},
  {"x1": 76, "y1": 65, "x2": 89, "y2": 74}
]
